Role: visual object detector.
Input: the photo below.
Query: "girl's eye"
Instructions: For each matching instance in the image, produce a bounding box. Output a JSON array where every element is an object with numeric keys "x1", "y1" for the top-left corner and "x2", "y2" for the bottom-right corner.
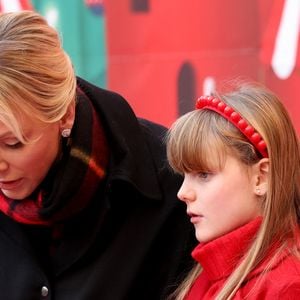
[
  {"x1": 197, "y1": 172, "x2": 213, "y2": 181},
  {"x1": 198, "y1": 172, "x2": 209, "y2": 179}
]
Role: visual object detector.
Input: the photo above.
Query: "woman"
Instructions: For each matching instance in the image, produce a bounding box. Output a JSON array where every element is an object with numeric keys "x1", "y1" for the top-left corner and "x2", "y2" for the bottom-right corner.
[
  {"x1": 0, "y1": 10, "x2": 195, "y2": 300},
  {"x1": 167, "y1": 82, "x2": 300, "y2": 299}
]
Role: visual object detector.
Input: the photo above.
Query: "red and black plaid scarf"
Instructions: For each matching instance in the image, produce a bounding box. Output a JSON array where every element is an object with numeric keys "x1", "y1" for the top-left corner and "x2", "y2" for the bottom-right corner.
[{"x1": 0, "y1": 89, "x2": 109, "y2": 225}]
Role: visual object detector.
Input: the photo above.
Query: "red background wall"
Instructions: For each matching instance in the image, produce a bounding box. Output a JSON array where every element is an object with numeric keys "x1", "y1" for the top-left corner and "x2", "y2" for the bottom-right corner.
[{"x1": 105, "y1": 0, "x2": 300, "y2": 132}]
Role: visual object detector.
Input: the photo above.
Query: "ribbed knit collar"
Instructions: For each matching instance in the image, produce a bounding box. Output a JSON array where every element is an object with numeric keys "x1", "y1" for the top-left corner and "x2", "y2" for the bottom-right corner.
[{"x1": 192, "y1": 218, "x2": 262, "y2": 282}]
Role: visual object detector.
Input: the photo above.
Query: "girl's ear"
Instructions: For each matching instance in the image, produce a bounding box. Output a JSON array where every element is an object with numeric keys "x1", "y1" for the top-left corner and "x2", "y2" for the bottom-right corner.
[
  {"x1": 59, "y1": 101, "x2": 75, "y2": 133},
  {"x1": 253, "y1": 158, "x2": 269, "y2": 196}
]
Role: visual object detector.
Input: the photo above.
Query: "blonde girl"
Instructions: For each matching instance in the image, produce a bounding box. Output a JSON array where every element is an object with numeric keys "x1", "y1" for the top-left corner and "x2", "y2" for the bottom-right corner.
[{"x1": 167, "y1": 82, "x2": 300, "y2": 299}]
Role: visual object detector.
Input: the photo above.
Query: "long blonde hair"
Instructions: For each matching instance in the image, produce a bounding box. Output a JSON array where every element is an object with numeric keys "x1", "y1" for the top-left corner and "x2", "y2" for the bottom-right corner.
[
  {"x1": 0, "y1": 10, "x2": 76, "y2": 142},
  {"x1": 167, "y1": 82, "x2": 300, "y2": 299}
]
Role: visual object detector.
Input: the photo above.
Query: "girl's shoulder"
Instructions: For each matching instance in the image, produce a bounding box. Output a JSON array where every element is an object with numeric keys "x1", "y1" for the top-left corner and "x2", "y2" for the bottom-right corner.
[
  {"x1": 243, "y1": 250, "x2": 300, "y2": 299},
  {"x1": 232, "y1": 251, "x2": 300, "y2": 299}
]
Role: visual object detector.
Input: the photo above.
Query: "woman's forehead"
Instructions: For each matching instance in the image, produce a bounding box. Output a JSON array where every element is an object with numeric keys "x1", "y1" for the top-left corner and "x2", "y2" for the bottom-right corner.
[{"x1": 0, "y1": 110, "x2": 47, "y2": 139}]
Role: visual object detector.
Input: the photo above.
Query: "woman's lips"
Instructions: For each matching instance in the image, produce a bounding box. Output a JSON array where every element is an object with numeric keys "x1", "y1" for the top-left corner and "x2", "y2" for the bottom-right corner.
[{"x1": 0, "y1": 178, "x2": 23, "y2": 190}]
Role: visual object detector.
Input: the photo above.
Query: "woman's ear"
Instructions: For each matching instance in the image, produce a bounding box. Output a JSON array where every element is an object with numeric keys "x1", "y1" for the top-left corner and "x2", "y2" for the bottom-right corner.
[
  {"x1": 59, "y1": 101, "x2": 75, "y2": 136},
  {"x1": 253, "y1": 158, "x2": 269, "y2": 196}
]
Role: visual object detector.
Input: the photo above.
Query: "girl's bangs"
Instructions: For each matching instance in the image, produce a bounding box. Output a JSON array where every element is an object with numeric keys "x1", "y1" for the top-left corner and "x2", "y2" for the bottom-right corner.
[{"x1": 168, "y1": 110, "x2": 227, "y2": 174}]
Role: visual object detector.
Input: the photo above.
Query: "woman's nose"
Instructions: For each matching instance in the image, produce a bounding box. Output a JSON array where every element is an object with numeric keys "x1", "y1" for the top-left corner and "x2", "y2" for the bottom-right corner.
[{"x1": 0, "y1": 159, "x2": 9, "y2": 172}]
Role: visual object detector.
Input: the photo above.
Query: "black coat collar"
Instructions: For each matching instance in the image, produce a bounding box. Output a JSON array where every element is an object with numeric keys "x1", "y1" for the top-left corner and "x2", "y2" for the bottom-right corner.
[{"x1": 76, "y1": 77, "x2": 163, "y2": 201}]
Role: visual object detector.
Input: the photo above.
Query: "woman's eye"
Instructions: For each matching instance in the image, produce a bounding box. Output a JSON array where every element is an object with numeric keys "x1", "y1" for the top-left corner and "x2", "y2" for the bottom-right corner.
[{"x1": 5, "y1": 141, "x2": 23, "y2": 149}]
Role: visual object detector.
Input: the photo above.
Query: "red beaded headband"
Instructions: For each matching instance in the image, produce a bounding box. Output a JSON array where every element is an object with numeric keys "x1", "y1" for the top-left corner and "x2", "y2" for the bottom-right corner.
[{"x1": 195, "y1": 96, "x2": 268, "y2": 158}]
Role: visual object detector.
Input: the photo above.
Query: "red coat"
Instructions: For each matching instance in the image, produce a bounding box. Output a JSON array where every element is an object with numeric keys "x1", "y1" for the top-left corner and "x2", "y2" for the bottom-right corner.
[{"x1": 186, "y1": 218, "x2": 300, "y2": 299}]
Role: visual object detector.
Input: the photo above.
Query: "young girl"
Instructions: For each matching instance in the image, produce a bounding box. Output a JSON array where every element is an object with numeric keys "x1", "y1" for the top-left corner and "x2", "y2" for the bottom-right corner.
[{"x1": 167, "y1": 82, "x2": 300, "y2": 299}]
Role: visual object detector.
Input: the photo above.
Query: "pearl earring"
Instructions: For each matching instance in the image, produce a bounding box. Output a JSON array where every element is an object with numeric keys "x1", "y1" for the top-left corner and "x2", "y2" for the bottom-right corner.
[
  {"x1": 256, "y1": 188, "x2": 261, "y2": 195},
  {"x1": 61, "y1": 128, "x2": 71, "y2": 138}
]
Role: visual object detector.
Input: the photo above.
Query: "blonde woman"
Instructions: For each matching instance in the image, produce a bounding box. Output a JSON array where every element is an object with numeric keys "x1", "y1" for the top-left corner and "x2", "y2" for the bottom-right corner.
[
  {"x1": 167, "y1": 82, "x2": 300, "y2": 299},
  {"x1": 0, "y1": 11, "x2": 195, "y2": 299}
]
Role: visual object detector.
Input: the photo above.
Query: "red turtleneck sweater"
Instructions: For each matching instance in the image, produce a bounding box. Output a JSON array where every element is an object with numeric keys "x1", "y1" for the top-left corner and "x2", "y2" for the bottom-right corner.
[{"x1": 185, "y1": 218, "x2": 300, "y2": 299}]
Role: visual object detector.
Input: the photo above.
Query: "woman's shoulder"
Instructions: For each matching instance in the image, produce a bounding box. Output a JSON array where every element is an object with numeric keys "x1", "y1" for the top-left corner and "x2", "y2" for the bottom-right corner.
[{"x1": 77, "y1": 76, "x2": 132, "y2": 109}]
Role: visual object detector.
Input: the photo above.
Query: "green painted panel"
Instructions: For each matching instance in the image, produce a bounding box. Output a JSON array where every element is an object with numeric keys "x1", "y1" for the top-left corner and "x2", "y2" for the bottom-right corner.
[{"x1": 31, "y1": 0, "x2": 107, "y2": 87}]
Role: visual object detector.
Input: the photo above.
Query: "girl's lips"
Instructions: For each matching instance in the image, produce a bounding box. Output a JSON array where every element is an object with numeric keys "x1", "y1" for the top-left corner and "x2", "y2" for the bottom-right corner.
[
  {"x1": 190, "y1": 215, "x2": 204, "y2": 224},
  {"x1": 187, "y1": 212, "x2": 204, "y2": 224},
  {"x1": 0, "y1": 178, "x2": 23, "y2": 190}
]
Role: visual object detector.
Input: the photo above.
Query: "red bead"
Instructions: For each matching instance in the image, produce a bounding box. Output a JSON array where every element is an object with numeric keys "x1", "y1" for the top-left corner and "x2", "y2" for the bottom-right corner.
[
  {"x1": 257, "y1": 140, "x2": 266, "y2": 150},
  {"x1": 224, "y1": 106, "x2": 234, "y2": 116},
  {"x1": 237, "y1": 119, "x2": 247, "y2": 129},
  {"x1": 211, "y1": 98, "x2": 220, "y2": 107},
  {"x1": 196, "y1": 98, "x2": 205, "y2": 109},
  {"x1": 250, "y1": 133, "x2": 261, "y2": 143},
  {"x1": 217, "y1": 101, "x2": 226, "y2": 111},
  {"x1": 244, "y1": 126, "x2": 254, "y2": 136},
  {"x1": 230, "y1": 112, "x2": 241, "y2": 122}
]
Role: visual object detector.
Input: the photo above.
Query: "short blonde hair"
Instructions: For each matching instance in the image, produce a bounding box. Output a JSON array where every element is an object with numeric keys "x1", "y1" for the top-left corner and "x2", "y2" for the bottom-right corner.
[{"x1": 0, "y1": 10, "x2": 76, "y2": 142}]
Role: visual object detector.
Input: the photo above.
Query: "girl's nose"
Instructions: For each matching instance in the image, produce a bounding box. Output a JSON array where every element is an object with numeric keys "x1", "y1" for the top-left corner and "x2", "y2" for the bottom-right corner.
[{"x1": 177, "y1": 182, "x2": 196, "y2": 202}]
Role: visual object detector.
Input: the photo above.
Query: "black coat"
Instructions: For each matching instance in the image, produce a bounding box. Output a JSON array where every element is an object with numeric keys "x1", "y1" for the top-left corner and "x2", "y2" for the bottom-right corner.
[{"x1": 0, "y1": 78, "x2": 196, "y2": 300}]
